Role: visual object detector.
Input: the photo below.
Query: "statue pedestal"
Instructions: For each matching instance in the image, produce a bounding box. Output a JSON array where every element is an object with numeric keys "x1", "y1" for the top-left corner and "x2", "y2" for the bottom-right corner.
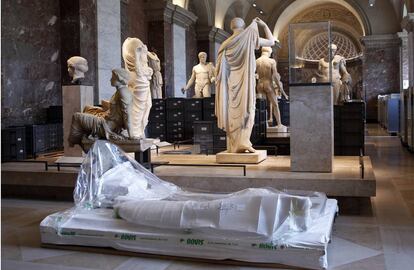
[
  {"x1": 267, "y1": 125, "x2": 288, "y2": 133},
  {"x1": 62, "y1": 85, "x2": 94, "y2": 157},
  {"x1": 216, "y1": 150, "x2": 267, "y2": 164},
  {"x1": 290, "y1": 84, "x2": 333, "y2": 172}
]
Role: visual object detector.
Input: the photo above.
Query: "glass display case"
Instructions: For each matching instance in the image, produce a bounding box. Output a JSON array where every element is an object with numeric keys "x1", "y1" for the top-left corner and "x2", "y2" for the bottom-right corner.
[{"x1": 288, "y1": 21, "x2": 332, "y2": 85}]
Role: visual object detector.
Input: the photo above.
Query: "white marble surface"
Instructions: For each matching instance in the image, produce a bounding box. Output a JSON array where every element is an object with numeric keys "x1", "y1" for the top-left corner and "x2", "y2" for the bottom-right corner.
[
  {"x1": 97, "y1": 0, "x2": 121, "y2": 101},
  {"x1": 290, "y1": 84, "x2": 333, "y2": 172},
  {"x1": 172, "y1": 24, "x2": 187, "y2": 97},
  {"x1": 62, "y1": 85, "x2": 94, "y2": 157}
]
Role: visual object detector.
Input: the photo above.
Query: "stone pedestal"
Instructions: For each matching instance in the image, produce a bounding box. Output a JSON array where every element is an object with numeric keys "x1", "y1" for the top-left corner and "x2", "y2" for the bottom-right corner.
[
  {"x1": 62, "y1": 85, "x2": 94, "y2": 157},
  {"x1": 216, "y1": 150, "x2": 267, "y2": 164},
  {"x1": 290, "y1": 84, "x2": 333, "y2": 172}
]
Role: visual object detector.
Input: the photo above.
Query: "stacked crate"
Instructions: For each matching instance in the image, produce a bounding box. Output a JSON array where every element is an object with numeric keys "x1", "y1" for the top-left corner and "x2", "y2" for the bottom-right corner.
[
  {"x1": 334, "y1": 101, "x2": 365, "y2": 156},
  {"x1": 202, "y1": 97, "x2": 216, "y2": 121},
  {"x1": 279, "y1": 97, "x2": 290, "y2": 126},
  {"x1": 184, "y1": 99, "x2": 203, "y2": 140},
  {"x1": 193, "y1": 121, "x2": 214, "y2": 154},
  {"x1": 166, "y1": 98, "x2": 185, "y2": 142},
  {"x1": 1, "y1": 126, "x2": 26, "y2": 161},
  {"x1": 212, "y1": 122, "x2": 226, "y2": 154},
  {"x1": 251, "y1": 99, "x2": 267, "y2": 144},
  {"x1": 48, "y1": 123, "x2": 64, "y2": 151},
  {"x1": 148, "y1": 99, "x2": 166, "y2": 141}
]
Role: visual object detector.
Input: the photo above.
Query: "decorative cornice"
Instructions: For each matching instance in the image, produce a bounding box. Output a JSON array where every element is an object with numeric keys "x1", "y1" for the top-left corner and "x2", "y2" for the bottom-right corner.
[
  {"x1": 164, "y1": 2, "x2": 197, "y2": 29},
  {"x1": 208, "y1": 27, "x2": 230, "y2": 43},
  {"x1": 401, "y1": 13, "x2": 414, "y2": 32},
  {"x1": 360, "y1": 34, "x2": 400, "y2": 49}
]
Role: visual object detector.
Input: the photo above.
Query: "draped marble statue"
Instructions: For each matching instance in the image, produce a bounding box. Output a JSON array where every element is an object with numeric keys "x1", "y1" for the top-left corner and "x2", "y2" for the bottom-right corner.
[
  {"x1": 67, "y1": 56, "x2": 88, "y2": 84},
  {"x1": 148, "y1": 51, "x2": 163, "y2": 99},
  {"x1": 182, "y1": 52, "x2": 215, "y2": 98},
  {"x1": 215, "y1": 17, "x2": 275, "y2": 153},
  {"x1": 122, "y1": 37, "x2": 153, "y2": 138},
  {"x1": 68, "y1": 68, "x2": 134, "y2": 150},
  {"x1": 318, "y1": 43, "x2": 352, "y2": 105},
  {"x1": 256, "y1": 47, "x2": 289, "y2": 130}
]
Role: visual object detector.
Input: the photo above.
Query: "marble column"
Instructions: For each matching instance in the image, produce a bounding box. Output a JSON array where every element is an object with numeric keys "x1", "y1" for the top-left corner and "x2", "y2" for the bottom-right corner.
[
  {"x1": 164, "y1": 2, "x2": 197, "y2": 97},
  {"x1": 361, "y1": 34, "x2": 400, "y2": 122},
  {"x1": 402, "y1": 13, "x2": 414, "y2": 150},
  {"x1": 290, "y1": 85, "x2": 333, "y2": 172},
  {"x1": 96, "y1": 0, "x2": 121, "y2": 102},
  {"x1": 208, "y1": 27, "x2": 230, "y2": 64}
]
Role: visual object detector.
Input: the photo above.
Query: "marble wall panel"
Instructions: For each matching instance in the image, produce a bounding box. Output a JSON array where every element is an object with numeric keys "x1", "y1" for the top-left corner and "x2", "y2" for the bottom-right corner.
[
  {"x1": 121, "y1": 0, "x2": 148, "y2": 45},
  {"x1": 186, "y1": 24, "x2": 198, "y2": 97},
  {"x1": 96, "y1": 0, "x2": 121, "y2": 101},
  {"x1": 1, "y1": 0, "x2": 61, "y2": 127},
  {"x1": 148, "y1": 20, "x2": 166, "y2": 98},
  {"x1": 363, "y1": 46, "x2": 400, "y2": 122},
  {"x1": 163, "y1": 22, "x2": 174, "y2": 97},
  {"x1": 172, "y1": 24, "x2": 187, "y2": 97}
]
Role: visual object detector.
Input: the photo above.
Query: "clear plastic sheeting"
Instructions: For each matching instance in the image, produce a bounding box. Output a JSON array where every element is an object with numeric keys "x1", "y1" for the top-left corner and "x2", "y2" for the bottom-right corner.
[
  {"x1": 41, "y1": 140, "x2": 338, "y2": 270},
  {"x1": 74, "y1": 140, "x2": 179, "y2": 209}
]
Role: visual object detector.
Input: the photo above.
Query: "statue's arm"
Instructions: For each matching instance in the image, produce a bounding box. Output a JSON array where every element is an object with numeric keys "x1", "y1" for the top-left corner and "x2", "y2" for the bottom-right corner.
[
  {"x1": 271, "y1": 60, "x2": 288, "y2": 99},
  {"x1": 256, "y1": 18, "x2": 275, "y2": 48},
  {"x1": 184, "y1": 69, "x2": 196, "y2": 90}
]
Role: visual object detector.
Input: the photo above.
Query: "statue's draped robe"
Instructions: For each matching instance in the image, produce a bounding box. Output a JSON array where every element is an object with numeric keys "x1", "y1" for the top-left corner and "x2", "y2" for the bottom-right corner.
[{"x1": 215, "y1": 21, "x2": 260, "y2": 153}]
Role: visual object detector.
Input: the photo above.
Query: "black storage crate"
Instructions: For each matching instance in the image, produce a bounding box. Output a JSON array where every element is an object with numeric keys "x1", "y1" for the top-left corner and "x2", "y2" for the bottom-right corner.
[
  {"x1": 48, "y1": 123, "x2": 63, "y2": 150},
  {"x1": 25, "y1": 124, "x2": 49, "y2": 158},
  {"x1": 256, "y1": 98, "x2": 267, "y2": 110},
  {"x1": 213, "y1": 134, "x2": 227, "y2": 148},
  {"x1": 185, "y1": 111, "x2": 202, "y2": 122},
  {"x1": 167, "y1": 110, "x2": 184, "y2": 122},
  {"x1": 202, "y1": 97, "x2": 215, "y2": 110},
  {"x1": 149, "y1": 110, "x2": 166, "y2": 122},
  {"x1": 203, "y1": 109, "x2": 216, "y2": 121},
  {"x1": 166, "y1": 98, "x2": 184, "y2": 110},
  {"x1": 167, "y1": 121, "x2": 184, "y2": 128},
  {"x1": 46, "y1": 106, "x2": 63, "y2": 124},
  {"x1": 148, "y1": 122, "x2": 166, "y2": 134},
  {"x1": 2, "y1": 126, "x2": 26, "y2": 161},
  {"x1": 279, "y1": 98, "x2": 290, "y2": 126},
  {"x1": 185, "y1": 99, "x2": 202, "y2": 111}
]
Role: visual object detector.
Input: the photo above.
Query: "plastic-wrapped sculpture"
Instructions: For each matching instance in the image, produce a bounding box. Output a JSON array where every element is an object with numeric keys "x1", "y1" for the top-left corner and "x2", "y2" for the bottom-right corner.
[
  {"x1": 67, "y1": 56, "x2": 88, "y2": 84},
  {"x1": 318, "y1": 43, "x2": 352, "y2": 105},
  {"x1": 256, "y1": 47, "x2": 289, "y2": 130},
  {"x1": 182, "y1": 52, "x2": 215, "y2": 98},
  {"x1": 148, "y1": 51, "x2": 163, "y2": 99},
  {"x1": 215, "y1": 17, "x2": 275, "y2": 153},
  {"x1": 68, "y1": 68, "x2": 135, "y2": 150},
  {"x1": 122, "y1": 37, "x2": 153, "y2": 138}
]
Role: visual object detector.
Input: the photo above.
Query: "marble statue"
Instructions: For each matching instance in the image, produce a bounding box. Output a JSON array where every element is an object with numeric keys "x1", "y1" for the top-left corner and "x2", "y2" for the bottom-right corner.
[
  {"x1": 256, "y1": 47, "x2": 289, "y2": 131},
  {"x1": 182, "y1": 52, "x2": 215, "y2": 98},
  {"x1": 318, "y1": 44, "x2": 352, "y2": 105},
  {"x1": 67, "y1": 56, "x2": 88, "y2": 84},
  {"x1": 122, "y1": 37, "x2": 153, "y2": 138},
  {"x1": 68, "y1": 68, "x2": 135, "y2": 150},
  {"x1": 148, "y1": 51, "x2": 163, "y2": 99},
  {"x1": 215, "y1": 17, "x2": 275, "y2": 153}
]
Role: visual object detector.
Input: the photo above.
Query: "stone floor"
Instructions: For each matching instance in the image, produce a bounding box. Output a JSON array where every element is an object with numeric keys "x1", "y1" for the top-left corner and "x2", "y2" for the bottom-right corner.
[{"x1": 2, "y1": 125, "x2": 414, "y2": 270}]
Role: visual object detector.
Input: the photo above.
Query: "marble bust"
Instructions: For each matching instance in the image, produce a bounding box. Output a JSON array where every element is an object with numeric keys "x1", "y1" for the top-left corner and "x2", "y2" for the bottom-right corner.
[
  {"x1": 68, "y1": 68, "x2": 135, "y2": 150},
  {"x1": 318, "y1": 44, "x2": 352, "y2": 105},
  {"x1": 215, "y1": 17, "x2": 275, "y2": 153},
  {"x1": 148, "y1": 51, "x2": 163, "y2": 99},
  {"x1": 182, "y1": 52, "x2": 215, "y2": 98},
  {"x1": 256, "y1": 47, "x2": 289, "y2": 131},
  {"x1": 122, "y1": 37, "x2": 153, "y2": 139},
  {"x1": 67, "y1": 56, "x2": 88, "y2": 84}
]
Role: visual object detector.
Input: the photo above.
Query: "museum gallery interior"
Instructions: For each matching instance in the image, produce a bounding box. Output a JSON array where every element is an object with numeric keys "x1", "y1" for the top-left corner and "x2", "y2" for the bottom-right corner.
[{"x1": 1, "y1": 0, "x2": 414, "y2": 269}]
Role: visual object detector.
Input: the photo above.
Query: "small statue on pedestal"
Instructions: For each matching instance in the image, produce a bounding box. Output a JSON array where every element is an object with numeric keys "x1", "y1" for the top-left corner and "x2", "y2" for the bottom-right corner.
[
  {"x1": 256, "y1": 47, "x2": 289, "y2": 131},
  {"x1": 68, "y1": 68, "x2": 135, "y2": 151},
  {"x1": 67, "y1": 56, "x2": 88, "y2": 85},
  {"x1": 182, "y1": 52, "x2": 215, "y2": 98}
]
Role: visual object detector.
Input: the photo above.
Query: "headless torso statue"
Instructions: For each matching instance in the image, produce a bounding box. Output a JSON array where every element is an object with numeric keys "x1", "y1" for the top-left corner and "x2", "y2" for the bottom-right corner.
[
  {"x1": 148, "y1": 51, "x2": 163, "y2": 99},
  {"x1": 215, "y1": 17, "x2": 275, "y2": 153},
  {"x1": 182, "y1": 52, "x2": 215, "y2": 98},
  {"x1": 318, "y1": 44, "x2": 352, "y2": 105},
  {"x1": 256, "y1": 47, "x2": 289, "y2": 131}
]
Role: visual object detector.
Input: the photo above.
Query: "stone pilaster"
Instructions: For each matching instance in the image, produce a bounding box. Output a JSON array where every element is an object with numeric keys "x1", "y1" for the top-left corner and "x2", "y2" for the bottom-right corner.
[
  {"x1": 397, "y1": 31, "x2": 409, "y2": 143},
  {"x1": 361, "y1": 34, "x2": 401, "y2": 122},
  {"x1": 163, "y1": 2, "x2": 197, "y2": 97},
  {"x1": 208, "y1": 27, "x2": 230, "y2": 63}
]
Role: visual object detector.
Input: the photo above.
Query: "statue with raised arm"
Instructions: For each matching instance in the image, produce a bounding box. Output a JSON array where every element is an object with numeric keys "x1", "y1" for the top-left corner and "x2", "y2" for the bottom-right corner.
[
  {"x1": 182, "y1": 52, "x2": 215, "y2": 98},
  {"x1": 67, "y1": 56, "x2": 88, "y2": 84},
  {"x1": 122, "y1": 37, "x2": 153, "y2": 138},
  {"x1": 256, "y1": 47, "x2": 289, "y2": 131},
  {"x1": 68, "y1": 68, "x2": 135, "y2": 151},
  {"x1": 148, "y1": 51, "x2": 163, "y2": 99},
  {"x1": 215, "y1": 17, "x2": 275, "y2": 153},
  {"x1": 318, "y1": 44, "x2": 352, "y2": 105}
]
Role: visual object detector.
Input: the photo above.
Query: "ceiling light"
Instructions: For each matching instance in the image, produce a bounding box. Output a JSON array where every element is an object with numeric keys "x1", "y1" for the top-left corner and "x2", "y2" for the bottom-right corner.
[
  {"x1": 369, "y1": 0, "x2": 375, "y2": 7},
  {"x1": 260, "y1": 10, "x2": 263, "y2": 14},
  {"x1": 253, "y1": 3, "x2": 257, "y2": 7}
]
